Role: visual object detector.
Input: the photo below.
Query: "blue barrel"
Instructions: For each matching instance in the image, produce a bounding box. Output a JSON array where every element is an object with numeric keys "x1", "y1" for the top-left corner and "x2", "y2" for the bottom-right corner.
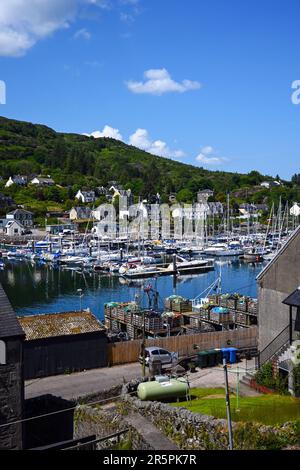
[
  {"x1": 221, "y1": 348, "x2": 230, "y2": 362},
  {"x1": 228, "y1": 347, "x2": 237, "y2": 363}
]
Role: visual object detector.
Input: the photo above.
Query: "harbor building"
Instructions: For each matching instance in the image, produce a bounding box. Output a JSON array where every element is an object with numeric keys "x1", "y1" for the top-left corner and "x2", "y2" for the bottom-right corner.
[
  {"x1": 0, "y1": 284, "x2": 25, "y2": 450},
  {"x1": 257, "y1": 225, "x2": 300, "y2": 393},
  {"x1": 18, "y1": 310, "x2": 108, "y2": 380}
]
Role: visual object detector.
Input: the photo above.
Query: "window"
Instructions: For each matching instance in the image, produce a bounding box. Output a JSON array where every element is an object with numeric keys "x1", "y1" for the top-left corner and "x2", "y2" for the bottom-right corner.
[
  {"x1": 14, "y1": 229, "x2": 18, "y2": 234},
  {"x1": 150, "y1": 349, "x2": 160, "y2": 355},
  {"x1": 159, "y1": 349, "x2": 170, "y2": 355},
  {"x1": 0, "y1": 340, "x2": 6, "y2": 365}
]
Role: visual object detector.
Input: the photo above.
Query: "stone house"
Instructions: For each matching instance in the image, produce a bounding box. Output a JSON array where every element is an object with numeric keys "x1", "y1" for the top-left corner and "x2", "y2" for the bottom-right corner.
[
  {"x1": 6, "y1": 208, "x2": 34, "y2": 228},
  {"x1": 75, "y1": 190, "x2": 95, "y2": 204}
]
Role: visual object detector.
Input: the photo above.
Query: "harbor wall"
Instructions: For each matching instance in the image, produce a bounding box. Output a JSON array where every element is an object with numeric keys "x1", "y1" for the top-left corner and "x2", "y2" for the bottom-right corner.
[{"x1": 107, "y1": 326, "x2": 257, "y2": 366}]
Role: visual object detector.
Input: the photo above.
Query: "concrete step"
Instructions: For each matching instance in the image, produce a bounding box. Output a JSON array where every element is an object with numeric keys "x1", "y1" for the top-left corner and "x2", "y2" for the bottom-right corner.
[{"x1": 124, "y1": 412, "x2": 178, "y2": 450}]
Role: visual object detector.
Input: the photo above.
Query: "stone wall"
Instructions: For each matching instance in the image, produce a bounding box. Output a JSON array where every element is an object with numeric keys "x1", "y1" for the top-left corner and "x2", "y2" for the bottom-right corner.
[
  {"x1": 0, "y1": 362, "x2": 23, "y2": 450},
  {"x1": 121, "y1": 380, "x2": 300, "y2": 450},
  {"x1": 74, "y1": 404, "x2": 153, "y2": 450}
]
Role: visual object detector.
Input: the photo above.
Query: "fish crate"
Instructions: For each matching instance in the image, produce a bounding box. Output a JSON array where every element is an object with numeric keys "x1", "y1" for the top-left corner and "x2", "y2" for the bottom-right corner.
[
  {"x1": 117, "y1": 309, "x2": 125, "y2": 322},
  {"x1": 144, "y1": 317, "x2": 163, "y2": 331},
  {"x1": 199, "y1": 307, "x2": 209, "y2": 320},
  {"x1": 207, "y1": 294, "x2": 219, "y2": 305},
  {"x1": 247, "y1": 301, "x2": 258, "y2": 315},
  {"x1": 227, "y1": 298, "x2": 237, "y2": 310},
  {"x1": 126, "y1": 324, "x2": 137, "y2": 339},
  {"x1": 236, "y1": 300, "x2": 248, "y2": 312},
  {"x1": 189, "y1": 316, "x2": 201, "y2": 328},
  {"x1": 124, "y1": 310, "x2": 133, "y2": 324},
  {"x1": 165, "y1": 296, "x2": 192, "y2": 313},
  {"x1": 219, "y1": 296, "x2": 229, "y2": 308},
  {"x1": 210, "y1": 309, "x2": 233, "y2": 324},
  {"x1": 111, "y1": 320, "x2": 120, "y2": 333},
  {"x1": 132, "y1": 314, "x2": 143, "y2": 328},
  {"x1": 234, "y1": 311, "x2": 248, "y2": 325}
]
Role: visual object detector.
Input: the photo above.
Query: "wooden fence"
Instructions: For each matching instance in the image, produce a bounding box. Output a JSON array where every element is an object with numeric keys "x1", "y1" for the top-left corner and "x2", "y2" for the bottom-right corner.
[{"x1": 107, "y1": 326, "x2": 258, "y2": 366}]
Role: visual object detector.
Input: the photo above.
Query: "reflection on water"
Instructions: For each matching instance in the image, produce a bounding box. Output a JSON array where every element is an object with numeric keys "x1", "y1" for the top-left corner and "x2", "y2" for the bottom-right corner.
[{"x1": 0, "y1": 258, "x2": 266, "y2": 320}]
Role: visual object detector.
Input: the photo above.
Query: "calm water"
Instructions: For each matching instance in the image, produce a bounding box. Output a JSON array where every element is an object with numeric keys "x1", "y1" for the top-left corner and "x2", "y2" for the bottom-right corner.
[{"x1": 0, "y1": 258, "x2": 266, "y2": 320}]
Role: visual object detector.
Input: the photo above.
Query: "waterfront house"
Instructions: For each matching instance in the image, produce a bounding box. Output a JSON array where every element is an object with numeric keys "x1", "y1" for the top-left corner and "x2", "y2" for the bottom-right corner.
[
  {"x1": 197, "y1": 189, "x2": 214, "y2": 202},
  {"x1": 18, "y1": 310, "x2": 108, "y2": 380},
  {"x1": 257, "y1": 225, "x2": 300, "y2": 394},
  {"x1": 69, "y1": 206, "x2": 92, "y2": 221},
  {"x1": 290, "y1": 202, "x2": 300, "y2": 218},
  {"x1": 0, "y1": 283, "x2": 25, "y2": 449},
  {"x1": 6, "y1": 208, "x2": 34, "y2": 228},
  {"x1": 260, "y1": 180, "x2": 281, "y2": 189},
  {"x1": 30, "y1": 176, "x2": 55, "y2": 186},
  {"x1": 75, "y1": 190, "x2": 96, "y2": 204},
  {"x1": 5, "y1": 175, "x2": 27, "y2": 188},
  {"x1": 0, "y1": 219, "x2": 24, "y2": 236}
]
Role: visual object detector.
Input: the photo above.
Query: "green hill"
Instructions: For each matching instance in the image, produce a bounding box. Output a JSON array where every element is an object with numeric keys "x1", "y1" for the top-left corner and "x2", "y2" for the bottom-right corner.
[{"x1": 0, "y1": 115, "x2": 297, "y2": 221}]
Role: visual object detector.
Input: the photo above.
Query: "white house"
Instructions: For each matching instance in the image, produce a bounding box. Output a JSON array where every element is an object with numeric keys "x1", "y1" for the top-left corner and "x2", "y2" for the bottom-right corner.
[
  {"x1": 260, "y1": 180, "x2": 281, "y2": 189},
  {"x1": 75, "y1": 190, "x2": 95, "y2": 204},
  {"x1": 290, "y1": 203, "x2": 300, "y2": 217},
  {"x1": 30, "y1": 176, "x2": 54, "y2": 186},
  {"x1": 69, "y1": 206, "x2": 92, "y2": 220},
  {"x1": 0, "y1": 219, "x2": 24, "y2": 236},
  {"x1": 5, "y1": 175, "x2": 27, "y2": 188}
]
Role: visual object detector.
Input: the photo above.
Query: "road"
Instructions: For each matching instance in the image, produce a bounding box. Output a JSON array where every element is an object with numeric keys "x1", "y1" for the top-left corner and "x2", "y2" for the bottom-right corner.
[
  {"x1": 25, "y1": 358, "x2": 258, "y2": 401},
  {"x1": 25, "y1": 363, "x2": 143, "y2": 401}
]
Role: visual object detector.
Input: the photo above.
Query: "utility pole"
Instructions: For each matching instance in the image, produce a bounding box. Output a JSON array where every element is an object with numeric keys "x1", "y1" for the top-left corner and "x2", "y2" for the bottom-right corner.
[
  {"x1": 223, "y1": 358, "x2": 234, "y2": 450},
  {"x1": 141, "y1": 310, "x2": 146, "y2": 378}
]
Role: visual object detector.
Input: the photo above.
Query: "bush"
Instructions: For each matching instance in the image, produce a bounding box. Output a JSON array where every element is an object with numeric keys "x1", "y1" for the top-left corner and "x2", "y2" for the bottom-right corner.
[{"x1": 255, "y1": 362, "x2": 289, "y2": 395}]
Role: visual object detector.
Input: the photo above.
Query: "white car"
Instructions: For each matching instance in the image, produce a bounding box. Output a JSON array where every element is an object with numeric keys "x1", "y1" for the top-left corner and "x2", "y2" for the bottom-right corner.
[{"x1": 139, "y1": 347, "x2": 178, "y2": 367}]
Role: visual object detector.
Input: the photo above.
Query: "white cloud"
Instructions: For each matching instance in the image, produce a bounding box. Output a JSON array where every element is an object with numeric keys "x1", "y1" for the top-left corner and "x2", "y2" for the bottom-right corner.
[
  {"x1": 84, "y1": 125, "x2": 186, "y2": 160},
  {"x1": 129, "y1": 128, "x2": 185, "y2": 159},
  {"x1": 85, "y1": 125, "x2": 123, "y2": 140},
  {"x1": 0, "y1": 0, "x2": 112, "y2": 57},
  {"x1": 195, "y1": 146, "x2": 227, "y2": 166},
  {"x1": 126, "y1": 68, "x2": 202, "y2": 96},
  {"x1": 74, "y1": 28, "x2": 91, "y2": 40},
  {"x1": 0, "y1": 0, "x2": 80, "y2": 57}
]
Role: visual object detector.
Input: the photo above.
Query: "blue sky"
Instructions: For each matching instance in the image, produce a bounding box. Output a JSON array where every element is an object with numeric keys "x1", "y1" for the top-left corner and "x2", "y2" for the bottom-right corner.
[{"x1": 0, "y1": 0, "x2": 300, "y2": 179}]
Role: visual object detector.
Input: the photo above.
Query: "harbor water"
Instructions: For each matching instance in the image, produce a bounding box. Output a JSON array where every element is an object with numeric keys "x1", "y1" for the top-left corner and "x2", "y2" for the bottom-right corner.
[{"x1": 0, "y1": 258, "x2": 267, "y2": 320}]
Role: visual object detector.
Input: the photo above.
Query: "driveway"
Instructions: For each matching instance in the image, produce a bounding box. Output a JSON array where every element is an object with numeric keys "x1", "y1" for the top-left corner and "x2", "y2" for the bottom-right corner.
[
  {"x1": 25, "y1": 363, "x2": 143, "y2": 401},
  {"x1": 25, "y1": 358, "x2": 258, "y2": 401}
]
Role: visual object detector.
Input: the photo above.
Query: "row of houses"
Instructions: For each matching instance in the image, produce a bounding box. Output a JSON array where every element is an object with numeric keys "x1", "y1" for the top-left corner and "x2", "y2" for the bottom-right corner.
[{"x1": 5, "y1": 175, "x2": 55, "y2": 188}]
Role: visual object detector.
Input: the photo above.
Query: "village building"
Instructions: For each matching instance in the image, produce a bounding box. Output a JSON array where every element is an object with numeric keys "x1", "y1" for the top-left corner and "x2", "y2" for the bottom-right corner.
[
  {"x1": 0, "y1": 283, "x2": 25, "y2": 449},
  {"x1": 6, "y1": 208, "x2": 34, "y2": 228},
  {"x1": 290, "y1": 202, "x2": 300, "y2": 218},
  {"x1": 257, "y1": 225, "x2": 300, "y2": 394},
  {"x1": 69, "y1": 206, "x2": 92, "y2": 221},
  {"x1": 197, "y1": 189, "x2": 214, "y2": 202},
  {"x1": 18, "y1": 310, "x2": 108, "y2": 380},
  {"x1": 75, "y1": 190, "x2": 95, "y2": 204},
  {"x1": 30, "y1": 176, "x2": 55, "y2": 186},
  {"x1": 260, "y1": 180, "x2": 281, "y2": 189},
  {"x1": 0, "y1": 219, "x2": 24, "y2": 236},
  {"x1": 5, "y1": 175, "x2": 27, "y2": 188}
]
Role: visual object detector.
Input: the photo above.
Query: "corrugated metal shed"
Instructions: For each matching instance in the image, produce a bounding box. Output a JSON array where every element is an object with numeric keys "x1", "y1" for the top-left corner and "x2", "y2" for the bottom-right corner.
[
  {"x1": 18, "y1": 310, "x2": 104, "y2": 341},
  {"x1": 0, "y1": 283, "x2": 25, "y2": 339}
]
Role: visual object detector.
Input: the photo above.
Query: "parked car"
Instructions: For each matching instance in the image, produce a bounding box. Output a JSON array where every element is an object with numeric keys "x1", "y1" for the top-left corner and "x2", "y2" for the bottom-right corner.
[{"x1": 139, "y1": 347, "x2": 178, "y2": 367}]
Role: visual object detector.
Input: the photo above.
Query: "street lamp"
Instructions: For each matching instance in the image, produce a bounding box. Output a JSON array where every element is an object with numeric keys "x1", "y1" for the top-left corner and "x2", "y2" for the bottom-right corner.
[{"x1": 77, "y1": 288, "x2": 83, "y2": 311}]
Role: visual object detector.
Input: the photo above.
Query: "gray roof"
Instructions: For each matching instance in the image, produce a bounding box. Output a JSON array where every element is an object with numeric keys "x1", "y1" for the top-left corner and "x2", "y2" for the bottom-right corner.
[
  {"x1": 257, "y1": 225, "x2": 300, "y2": 281},
  {"x1": 282, "y1": 287, "x2": 300, "y2": 307},
  {"x1": 0, "y1": 283, "x2": 25, "y2": 339}
]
